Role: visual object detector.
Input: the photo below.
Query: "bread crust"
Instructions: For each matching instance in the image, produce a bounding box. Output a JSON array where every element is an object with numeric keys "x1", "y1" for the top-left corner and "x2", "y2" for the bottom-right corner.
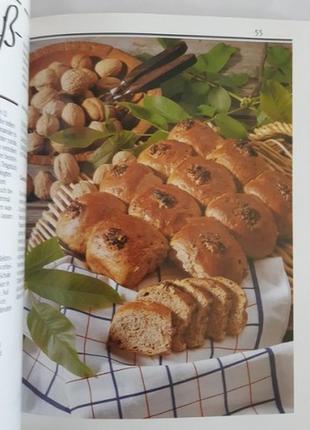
[
  {"x1": 128, "y1": 183, "x2": 201, "y2": 238},
  {"x1": 56, "y1": 192, "x2": 127, "y2": 255},
  {"x1": 168, "y1": 156, "x2": 237, "y2": 207},
  {"x1": 170, "y1": 217, "x2": 248, "y2": 284},
  {"x1": 244, "y1": 170, "x2": 292, "y2": 239},
  {"x1": 99, "y1": 162, "x2": 162, "y2": 203},
  {"x1": 206, "y1": 193, "x2": 278, "y2": 258},
  {"x1": 109, "y1": 301, "x2": 173, "y2": 356},
  {"x1": 168, "y1": 119, "x2": 224, "y2": 157},
  {"x1": 207, "y1": 140, "x2": 269, "y2": 186},
  {"x1": 213, "y1": 276, "x2": 248, "y2": 336},
  {"x1": 85, "y1": 213, "x2": 169, "y2": 289},
  {"x1": 137, "y1": 281, "x2": 196, "y2": 352},
  {"x1": 137, "y1": 139, "x2": 193, "y2": 178},
  {"x1": 183, "y1": 278, "x2": 231, "y2": 341}
]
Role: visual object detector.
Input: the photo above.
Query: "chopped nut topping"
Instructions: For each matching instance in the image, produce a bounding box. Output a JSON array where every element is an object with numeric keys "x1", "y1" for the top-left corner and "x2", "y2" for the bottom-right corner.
[
  {"x1": 180, "y1": 119, "x2": 195, "y2": 130},
  {"x1": 276, "y1": 182, "x2": 291, "y2": 201},
  {"x1": 103, "y1": 228, "x2": 128, "y2": 250},
  {"x1": 187, "y1": 164, "x2": 211, "y2": 185},
  {"x1": 200, "y1": 233, "x2": 226, "y2": 254},
  {"x1": 233, "y1": 203, "x2": 261, "y2": 227},
  {"x1": 112, "y1": 164, "x2": 128, "y2": 176},
  {"x1": 67, "y1": 201, "x2": 84, "y2": 218},
  {"x1": 149, "y1": 142, "x2": 170, "y2": 156},
  {"x1": 234, "y1": 141, "x2": 258, "y2": 157},
  {"x1": 152, "y1": 189, "x2": 177, "y2": 208}
]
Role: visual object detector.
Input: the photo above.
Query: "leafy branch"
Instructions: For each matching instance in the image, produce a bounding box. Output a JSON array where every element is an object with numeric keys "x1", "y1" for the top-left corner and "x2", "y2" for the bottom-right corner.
[{"x1": 25, "y1": 238, "x2": 122, "y2": 377}]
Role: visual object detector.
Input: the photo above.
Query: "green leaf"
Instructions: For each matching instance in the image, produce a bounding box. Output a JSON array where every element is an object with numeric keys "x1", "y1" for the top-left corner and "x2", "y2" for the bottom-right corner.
[
  {"x1": 266, "y1": 46, "x2": 291, "y2": 68},
  {"x1": 89, "y1": 131, "x2": 139, "y2": 168},
  {"x1": 161, "y1": 75, "x2": 188, "y2": 98},
  {"x1": 256, "y1": 107, "x2": 272, "y2": 127},
  {"x1": 27, "y1": 268, "x2": 123, "y2": 309},
  {"x1": 157, "y1": 38, "x2": 181, "y2": 49},
  {"x1": 219, "y1": 73, "x2": 249, "y2": 89},
  {"x1": 145, "y1": 130, "x2": 169, "y2": 144},
  {"x1": 27, "y1": 302, "x2": 94, "y2": 377},
  {"x1": 260, "y1": 80, "x2": 292, "y2": 123},
  {"x1": 144, "y1": 95, "x2": 190, "y2": 123},
  {"x1": 214, "y1": 114, "x2": 248, "y2": 139},
  {"x1": 197, "y1": 104, "x2": 216, "y2": 117},
  {"x1": 191, "y1": 43, "x2": 237, "y2": 74},
  {"x1": 50, "y1": 127, "x2": 110, "y2": 149},
  {"x1": 25, "y1": 238, "x2": 64, "y2": 279},
  {"x1": 120, "y1": 102, "x2": 168, "y2": 130},
  {"x1": 208, "y1": 87, "x2": 231, "y2": 113}
]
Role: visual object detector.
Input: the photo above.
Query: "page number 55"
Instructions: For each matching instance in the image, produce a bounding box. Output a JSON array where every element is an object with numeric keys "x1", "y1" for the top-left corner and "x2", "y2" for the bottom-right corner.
[{"x1": 255, "y1": 29, "x2": 263, "y2": 37}]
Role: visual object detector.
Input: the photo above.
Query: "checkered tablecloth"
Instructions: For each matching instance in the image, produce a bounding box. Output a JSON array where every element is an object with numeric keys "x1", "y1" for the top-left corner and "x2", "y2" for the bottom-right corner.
[{"x1": 22, "y1": 256, "x2": 293, "y2": 418}]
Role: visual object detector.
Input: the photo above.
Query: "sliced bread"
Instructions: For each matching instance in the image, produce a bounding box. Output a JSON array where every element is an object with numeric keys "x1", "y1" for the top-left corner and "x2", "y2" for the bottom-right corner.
[
  {"x1": 108, "y1": 301, "x2": 173, "y2": 356},
  {"x1": 172, "y1": 279, "x2": 213, "y2": 348},
  {"x1": 136, "y1": 281, "x2": 196, "y2": 352},
  {"x1": 184, "y1": 278, "x2": 231, "y2": 341},
  {"x1": 214, "y1": 276, "x2": 248, "y2": 336}
]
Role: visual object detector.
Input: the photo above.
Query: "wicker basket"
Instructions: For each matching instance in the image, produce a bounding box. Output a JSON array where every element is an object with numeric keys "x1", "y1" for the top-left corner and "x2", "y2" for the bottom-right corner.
[{"x1": 28, "y1": 121, "x2": 293, "y2": 286}]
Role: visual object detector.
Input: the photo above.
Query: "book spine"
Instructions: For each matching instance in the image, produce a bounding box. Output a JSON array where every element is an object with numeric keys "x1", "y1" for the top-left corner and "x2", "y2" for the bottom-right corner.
[{"x1": 0, "y1": 0, "x2": 30, "y2": 428}]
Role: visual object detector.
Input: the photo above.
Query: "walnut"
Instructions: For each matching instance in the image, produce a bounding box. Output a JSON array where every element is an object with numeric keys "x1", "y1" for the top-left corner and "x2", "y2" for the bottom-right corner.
[
  {"x1": 33, "y1": 171, "x2": 54, "y2": 200},
  {"x1": 103, "y1": 228, "x2": 128, "y2": 250},
  {"x1": 200, "y1": 233, "x2": 226, "y2": 254},
  {"x1": 93, "y1": 164, "x2": 113, "y2": 185},
  {"x1": 29, "y1": 68, "x2": 58, "y2": 90},
  {"x1": 61, "y1": 103, "x2": 85, "y2": 127},
  {"x1": 233, "y1": 204, "x2": 261, "y2": 228},
  {"x1": 27, "y1": 132, "x2": 45, "y2": 154},
  {"x1": 49, "y1": 180, "x2": 63, "y2": 200},
  {"x1": 53, "y1": 153, "x2": 80, "y2": 184},
  {"x1": 28, "y1": 106, "x2": 40, "y2": 131},
  {"x1": 60, "y1": 69, "x2": 93, "y2": 95},
  {"x1": 81, "y1": 68, "x2": 98, "y2": 86},
  {"x1": 71, "y1": 54, "x2": 93, "y2": 69},
  {"x1": 82, "y1": 97, "x2": 105, "y2": 121},
  {"x1": 82, "y1": 90, "x2": 95, "y2": 99},
  {"x1": 112, "y1": 151, "x2": 136, "y2": 165},
  {"x1": 152, "y1": 189, "x2": 177, "y2": 208},
  {"x1": 235, "y1": 141, "x2": 258, "y2": 157},
  {"x1": 96, "y1": 77, "x2": 121, "y2": 91},
  {"x1": 111, "y1": 164, "x2": 128, "y2": 176},
  {"x1": 27, "y1": 174, "x2": 34, "y2": 198},
  {"x1": 95, "y1": 58, "x2": 123, "y2": 78},
  {"x1": 187, "y1": 165, "x2": 211, "y2": 185},
  {"x1": 36, "y1": 114, "x2": 60, "y2": 137},
  {"x1": 30, "y1": 87, "x2": 59, "y2": 111},
  {"x1": 48, "y1": 62, "x2": 70, "y2": 79},
  {"x1": 42, "y1": 99, "x2": 66, "y2": 117},
  {"x1": 88, "y1": 121, "x2": 106, "y2": 132},
  {"x1": 71, "y1": 181, "x2": 97, "y2": 199}
]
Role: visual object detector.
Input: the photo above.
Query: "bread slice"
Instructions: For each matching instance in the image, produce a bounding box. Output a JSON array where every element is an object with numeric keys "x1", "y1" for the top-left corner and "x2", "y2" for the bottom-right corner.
[
  {"x1": 172, "y1": 279, "x2": 213, "y2": 348},
  {"x1": 183, "y1": 278, "x2": 231, "y2": 341},
  {"x1": 214, "y1": 277, "x2": 248, "y2": 336},
  {"x1": 136, "y1": 281, "x2": 196, "y2": 352},
  {"x1": 108, "y1": 301, "x2": 173, "y2": 356}
]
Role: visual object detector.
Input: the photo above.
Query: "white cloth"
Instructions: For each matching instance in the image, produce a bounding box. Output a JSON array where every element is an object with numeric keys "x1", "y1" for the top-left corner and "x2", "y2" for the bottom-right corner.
[{"x1": 23, "y1": 255, "x2": 292, "y2": 418}]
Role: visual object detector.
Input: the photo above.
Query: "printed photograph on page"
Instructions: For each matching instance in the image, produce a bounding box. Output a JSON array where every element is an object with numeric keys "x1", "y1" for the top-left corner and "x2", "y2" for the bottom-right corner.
[{"x1": 23, "y1": 34, "x2": 293, "y2": 418}]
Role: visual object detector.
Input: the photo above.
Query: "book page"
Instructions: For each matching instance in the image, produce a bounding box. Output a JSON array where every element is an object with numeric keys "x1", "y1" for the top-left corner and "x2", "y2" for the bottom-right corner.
[
  {"x1": 0, "y1": 0, "x2": 30, "y2": 429},
  {"x1": 22, "y1": 12, "x2": 310, "y2": 430}
]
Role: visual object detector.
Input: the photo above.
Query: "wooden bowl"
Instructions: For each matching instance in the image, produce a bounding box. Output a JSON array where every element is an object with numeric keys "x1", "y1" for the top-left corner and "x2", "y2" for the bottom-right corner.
[{"x1": 29, "y1": 41, "x2": 160, "y2": 166}]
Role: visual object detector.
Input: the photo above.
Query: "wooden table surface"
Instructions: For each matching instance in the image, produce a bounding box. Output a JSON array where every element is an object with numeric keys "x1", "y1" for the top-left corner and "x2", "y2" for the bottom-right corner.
[{"x1": 27, "y1": 37, "x2": 290, "y2": 238}]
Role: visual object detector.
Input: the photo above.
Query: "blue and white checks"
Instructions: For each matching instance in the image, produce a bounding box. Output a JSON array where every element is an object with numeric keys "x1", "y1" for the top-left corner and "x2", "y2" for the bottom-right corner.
[{"x1": 22, "y1": 255, "x2": 292, "y2": 418}]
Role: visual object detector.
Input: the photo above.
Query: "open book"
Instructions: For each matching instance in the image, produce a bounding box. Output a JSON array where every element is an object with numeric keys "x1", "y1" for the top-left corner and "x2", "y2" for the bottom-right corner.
[{"x1": 1, "y1": 1, "x2": 310, "y2": 429}]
